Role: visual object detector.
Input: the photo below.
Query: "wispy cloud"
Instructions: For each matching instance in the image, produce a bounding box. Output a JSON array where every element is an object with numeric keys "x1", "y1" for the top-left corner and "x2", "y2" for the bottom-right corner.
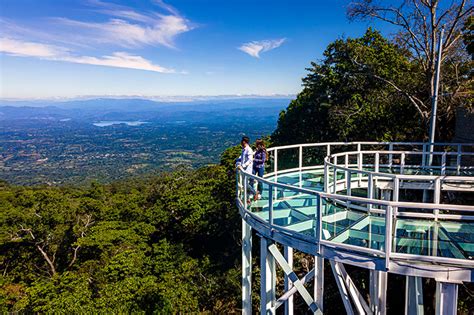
[
  {"x1": 63, "y1": 52, "x2": 175, "y2": 73},
  {"x1": 239, "y1": 38, "x2": 286, "y2": 58},
  {"x1": 0, "y1": 37, "x2": 175, "y2": 73},
  {"x1": 55, "y1": 0, "x2": 194, "y2": 49},
  {"x1": 153, "y1": 0, "x2": 181, "y2": 16},
  {"x1": 1, "y1": 37, "x2": 69, "y2": 58},
  {"x1": 54, "y1": 14, "x2": 192, "y2": 49}
]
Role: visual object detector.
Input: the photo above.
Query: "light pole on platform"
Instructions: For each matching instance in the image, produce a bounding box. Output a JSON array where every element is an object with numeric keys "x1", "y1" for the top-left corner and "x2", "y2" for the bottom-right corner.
[{"x1": 427, "y1": 27, "x2": 445, "y2": 167}]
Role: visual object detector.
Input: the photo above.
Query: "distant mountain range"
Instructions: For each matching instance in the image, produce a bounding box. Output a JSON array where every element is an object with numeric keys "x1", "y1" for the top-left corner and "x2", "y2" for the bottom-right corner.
[
  {"x1": 0, "y1": 95, "x2": 295, "y2": 106},
  {"x1": 0, "y1": 97, "x2": 293, "y2": 121}
]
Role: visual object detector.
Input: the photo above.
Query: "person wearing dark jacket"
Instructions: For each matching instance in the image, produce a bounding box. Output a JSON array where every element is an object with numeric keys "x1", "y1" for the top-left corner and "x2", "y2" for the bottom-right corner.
[{"x1": 252, "y1": 139, "x2": 267, "y2": 200}]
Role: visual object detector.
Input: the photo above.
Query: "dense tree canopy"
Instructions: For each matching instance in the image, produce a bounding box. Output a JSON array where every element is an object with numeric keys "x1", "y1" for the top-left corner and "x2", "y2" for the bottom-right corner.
[
  {"x1": 0, "y1": 163, "x2": 241, "y2": 313},
  {"x1": 273, "y1": 29, "x2": 427, "y2": 144}
]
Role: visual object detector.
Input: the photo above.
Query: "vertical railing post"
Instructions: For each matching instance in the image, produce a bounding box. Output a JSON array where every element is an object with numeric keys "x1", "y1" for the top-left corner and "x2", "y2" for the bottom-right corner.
[
  {"x1": 346, "y1": 170, "x2": 352, "y2": 208},
  {"x1": 368, "y1": 173, "x2": 373, "y2": 211},
  {"x1": 389, "y1": 144, "x2": 394, "y2": 168},
  {"x1": 434, "y1": 177, "x2": 441, "y2": 221},
  {"x1": 327, "y1": 144, "x2": 331, "y2": 157},
  {"x1": 393, "y1": 177, "x2": 400, "y2": 217},
  {"x1": 384, "y1": 205, "x2": 393, "y2": 270},
  {"x1": 346, "y1": 170, "x2": 352, "y2": 195},
  {"x1": 268, "y1": 184, "x2": 274, "y2": 226},
  {"x1": 273, "y1": 149, "x2": 278, "y2": 206},
  {"x1": 441, "y1": 151, "x2": 446, "y2": 175},
  {"x1": 422, "y1": 143, "x2": 427, "y2": 169},
  {"x1": 333, "y1": 157, "x2": 337, "y2": 194},
  {"x1": 375, "y1": 152, "x2": 380, "y2": 173},
  {"x1": 324, "y1": 160, "x2": 329, "y2": 193},
  {"x1": 237, "y1": 171, "x2": 241, "y2": 201},
  {"x1": 456, "y1": 145, "x2": 461, "y2": 175},
  {"x1": 299, "y1": 145, "x2": 303, "y2": 171},
  {"x1": 316, "y1": 195, "x2": 322, "y2": 251},
  {"x1": 243, "y1": 174, "x2": 248, "y2": 210},
  {"x1": 236, "y1": 171, "x2": 239, "y2": 199},
  {"x1": 374, "y1": 153, "x2": 379, "y2": 202},
  {"x1": 274, "y1": 149, "x2": 278, "y2": 177},
  {"x1": 358, "y1": 151, "x2": 363, "y2": 170},
  {"x1": 401, "y1": 153, "x2": 406, "y2": 174}
]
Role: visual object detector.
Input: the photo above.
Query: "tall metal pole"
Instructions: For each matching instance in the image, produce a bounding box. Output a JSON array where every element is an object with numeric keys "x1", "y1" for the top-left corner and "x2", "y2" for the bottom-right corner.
[{"x1": 427, "y1": 27, "x2": 445, "y2": 166}]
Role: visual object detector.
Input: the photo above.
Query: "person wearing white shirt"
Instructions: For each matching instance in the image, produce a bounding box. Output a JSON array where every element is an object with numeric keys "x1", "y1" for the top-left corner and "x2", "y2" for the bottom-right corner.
[
  {"x1": 236, "y1": 136, "x2": 255, "y2": 203},
  {"x1": 236, "y1": 136, "x2": 254, "y2": 174}
]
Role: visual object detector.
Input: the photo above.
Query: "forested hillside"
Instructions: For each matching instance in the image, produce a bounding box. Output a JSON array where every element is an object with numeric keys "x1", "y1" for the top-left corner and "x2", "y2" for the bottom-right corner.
[{"x1": 0, "y1": 149, "x2": 243, "y2": 313}]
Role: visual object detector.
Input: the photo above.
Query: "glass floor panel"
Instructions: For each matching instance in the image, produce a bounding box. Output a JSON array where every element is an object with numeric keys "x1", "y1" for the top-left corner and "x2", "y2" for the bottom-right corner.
[{"x1": 250, "y1": 169, "x2": 474, "y2": 261}]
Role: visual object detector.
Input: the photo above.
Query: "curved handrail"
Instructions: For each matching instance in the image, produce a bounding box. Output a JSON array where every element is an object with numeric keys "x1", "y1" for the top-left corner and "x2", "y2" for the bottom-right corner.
[
  {"x1": 322, "y1": 149, "x2": 474, "y2": 209},
  {"x1": 263, "y1": 141, "x2": 474, "y2": 179},
  {"x1": 238, "y1": 170, "x2": 474, "y2": 212}
]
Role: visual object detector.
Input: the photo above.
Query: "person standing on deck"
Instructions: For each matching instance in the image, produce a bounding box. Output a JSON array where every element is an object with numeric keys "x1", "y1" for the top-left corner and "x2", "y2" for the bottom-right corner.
[
  {"x1": 236, "y1": 136, "x2": 254, "y2": 175},
  {"x1": 236, "y1": 136, "x2": 255, "y2": 202},
  {"x1": 252, "y1": 139, "x2": 267, "y2": 200}
]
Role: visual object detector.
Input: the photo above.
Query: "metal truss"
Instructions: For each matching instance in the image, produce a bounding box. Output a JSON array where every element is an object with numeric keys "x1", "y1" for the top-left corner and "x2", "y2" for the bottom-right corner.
[{"x1": 243, "y1": 220, "x2": 462, "y2": 315}]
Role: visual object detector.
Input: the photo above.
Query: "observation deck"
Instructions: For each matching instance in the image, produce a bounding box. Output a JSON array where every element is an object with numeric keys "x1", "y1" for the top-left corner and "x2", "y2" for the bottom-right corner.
[{"x1": 236, "y1": 142, "x2": 474, "y2": 315}]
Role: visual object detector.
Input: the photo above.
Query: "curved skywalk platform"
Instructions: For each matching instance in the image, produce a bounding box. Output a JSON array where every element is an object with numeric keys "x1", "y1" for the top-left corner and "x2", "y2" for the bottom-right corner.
[{"x1": 237, "y1": 142, "x2": 474, "y2": 315}]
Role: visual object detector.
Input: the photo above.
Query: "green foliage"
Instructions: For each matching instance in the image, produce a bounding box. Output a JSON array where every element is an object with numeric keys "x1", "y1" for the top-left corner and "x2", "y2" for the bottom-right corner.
[
  {"x1": 273, "y1": 28, "x2": 429, "y2": 145},
  {"x1": 463, "y1": 16, "x2": 474, "y2": 57},
  {"x1": 0, "y1": 163, "x2": 241, "y2": 313}
]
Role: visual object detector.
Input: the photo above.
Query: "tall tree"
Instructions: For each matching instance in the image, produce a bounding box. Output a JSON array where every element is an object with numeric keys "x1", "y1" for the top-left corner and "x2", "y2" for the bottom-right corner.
[
  {"x1": 348, "y1": 0, "x2": 473, "y2": 137},
  {"x1": 272, "y1": 29, "x2": 425, "y2": 145}
]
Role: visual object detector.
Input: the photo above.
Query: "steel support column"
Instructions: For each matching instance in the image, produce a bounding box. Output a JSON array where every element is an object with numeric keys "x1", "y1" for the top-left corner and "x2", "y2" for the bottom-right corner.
[
  {"x1": 435, "y1": 282, "x2": 458, "y2": 315},
  {"x1": 370, "y1": 270, "x2": 388, "y2": 315},
  {"x1": 284, "y1": 246, "x2": 294, "y2": 315},
  {"x1": 405, "y1": 276, "x2": 424, "y2": 315},
  {"x1": 314, "y1": 256, "x2": 324, "y2": 313},
  {"x1": 260, "y1": 237, "x2": 276, "y2": 315},
  {"x1": 242, "y1": 219, "x2": 252, "y2": 315}
]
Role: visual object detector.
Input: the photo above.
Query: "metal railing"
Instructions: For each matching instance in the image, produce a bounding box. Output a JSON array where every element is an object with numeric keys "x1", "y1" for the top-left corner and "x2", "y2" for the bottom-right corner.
[
  {"x1": 236, "y1": 141, "x2": 474, "y2": 269},
  {"x1": 324, "y1": 150, "x2": 474, "y2": 217}
]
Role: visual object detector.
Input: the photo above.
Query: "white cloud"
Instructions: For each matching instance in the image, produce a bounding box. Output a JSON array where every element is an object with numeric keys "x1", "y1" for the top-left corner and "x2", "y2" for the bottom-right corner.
[
  {"x1": 53, "y1": 0, "x2": 193, "y2": 49},
  {"x1": 63, "y1": 52, "x2": 175, "y2": 73},
  {"x1": 152, "y1": 0, "x2": 181, "y2": 16},
  {"x1": 53, "y1": 14, "x2": 192, "y2": 49},
  {"x1": 0, "y1": 37, "x2": 175, "y2": 73},
  {"x1": 239, "y1": 38, "x2": 286, "y2": 58},
  {"x1": 0, "y1": 37, "x2": 69, "y2": 57}
]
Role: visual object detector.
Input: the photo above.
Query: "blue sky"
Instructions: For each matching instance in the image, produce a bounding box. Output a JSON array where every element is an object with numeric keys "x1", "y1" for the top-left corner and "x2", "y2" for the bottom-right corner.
[{"x1": 0, "y1": 0, "x2": 389, "y2": 99}]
